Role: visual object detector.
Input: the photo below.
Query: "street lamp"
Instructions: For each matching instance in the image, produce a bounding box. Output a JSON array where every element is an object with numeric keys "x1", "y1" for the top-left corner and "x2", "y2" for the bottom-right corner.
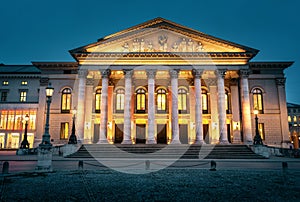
[
  {"x1": 20, "y1": 114, "x2": 30, "y2": 149},
  {"x1": 253, "y1": 109, "x2": 263, "y2": 145},
  {"x1": 68, "y1": 109, "x2": 77, "y2": 144},
  {"x1": 40, "y1": 83, "x2": 54, "y2": 147}
]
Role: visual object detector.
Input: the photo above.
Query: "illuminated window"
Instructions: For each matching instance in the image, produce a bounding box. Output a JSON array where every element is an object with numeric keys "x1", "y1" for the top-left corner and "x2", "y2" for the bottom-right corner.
[
  {"x1": 178, "y1": 88, "x2": 188, "y2": 113},
  {"x1": 60, "y1": 122, "x2": 69, "y2": 139},
  {"x1": 116, "y1": 88, "x2": 125, "y2": 112},
  {"x1": 21, "y1": 81, "x2": 28, "y2": 86},
  {"x1": 225, "y1": 90, "x2": 231, "y2": 114},
  {"x1": 202, "y1": 89, "x2": 208, "y2": 114},
  {"x1": 95, "y1": 89, "x2": 101, "y2": 113},
  {"x1": 258, "y1": 123, "x2": 265, "y2": 140},
  {"x1": 253, "y1": 88, "x2": 263, "y2": 113},
  {"x1": 61, "y1": 88, "x2": 72, "y2": 113},
  {"x1": 136, "y1": 88, "x2": 146, "y2": 113},
  {"x1": 1, "y1": 91, "x2": 7, "y2": 102},
  {"x1": 157, "y1": 88, "x2": 167, "y2": 113},
  {"x1": 2, "y1": 81, "x2": 8, "y2": 86},
  {"x1": 20, "y1": 91, "x2": 27, "y2": 102},
  {"x1": 288, "y1": 116, "x2": 291, "y2": 122}
]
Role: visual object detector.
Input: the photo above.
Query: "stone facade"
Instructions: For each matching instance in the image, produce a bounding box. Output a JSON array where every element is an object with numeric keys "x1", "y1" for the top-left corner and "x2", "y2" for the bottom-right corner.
[{"x1": 0, "y1": 18, "x2": 293, "y2": 149}]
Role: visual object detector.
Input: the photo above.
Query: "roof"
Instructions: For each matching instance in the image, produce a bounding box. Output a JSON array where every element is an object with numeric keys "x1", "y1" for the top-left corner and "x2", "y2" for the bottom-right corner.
[
  {"x1": 287, "y1": 102, "x2": 300, "y2": 108},
  {"x1": 0, "y1": 65, "x2": 41, "y2": 74}
]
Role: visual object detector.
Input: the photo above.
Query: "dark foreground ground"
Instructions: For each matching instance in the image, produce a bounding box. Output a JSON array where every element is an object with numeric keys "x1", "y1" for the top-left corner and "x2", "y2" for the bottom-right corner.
[{"x1": 1, "y1": 169, "x2": 299, "y2": 202}]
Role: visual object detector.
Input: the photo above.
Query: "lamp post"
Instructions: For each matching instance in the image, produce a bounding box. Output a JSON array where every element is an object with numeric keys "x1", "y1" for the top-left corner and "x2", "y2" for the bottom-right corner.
[
  {"x1": 253, "y1": 109, "x2": 263, "y2": 145},
  {"x1": 40, "y1": 83, "x2": 54, "y2": 147},
  {"x1": 20, "y1": 114, "x2": 30, "y2": 149},
  {"x1": 68, "y1": 109, "x2": 77, "y2": 144}
]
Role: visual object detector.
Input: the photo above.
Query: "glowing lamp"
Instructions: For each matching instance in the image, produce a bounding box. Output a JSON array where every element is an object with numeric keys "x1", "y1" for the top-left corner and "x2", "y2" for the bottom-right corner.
[
  {"x1": 46, "y1": 83, "x2": 54, "y2": 97},
  {"x1": 24, "y1": 114, "x2": 29, "y2": 122},
  {"x1": 253, "y1": 109, "x2": 259, "y2": 115}
]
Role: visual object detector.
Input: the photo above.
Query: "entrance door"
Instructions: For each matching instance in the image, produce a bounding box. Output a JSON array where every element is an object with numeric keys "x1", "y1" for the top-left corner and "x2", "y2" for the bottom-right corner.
[
  {"x1": 179, "y1": 124, "x2": 188, "y2": 144},
  {"x1": 227, "y1": 124, "x2": 231, "y2": 143},
  {"x1": 114, "y1": 124, "x2": 123, "y2": 143},
  {"x1": 157, "y1": 124, "x2": 167, "y2": 144},
  {"x1": 136, "y1": 124, "x2": 146, "y2": 144},
  {"x1": 93, "y1": 124, "x2": 100, "y2": 143},
  {"x1": 203, "y1": 124, "x2": 209, "y2": 144}
]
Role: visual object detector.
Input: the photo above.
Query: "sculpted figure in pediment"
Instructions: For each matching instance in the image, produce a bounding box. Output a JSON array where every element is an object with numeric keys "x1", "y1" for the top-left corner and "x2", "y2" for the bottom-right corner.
[
  {"x1": 195, "y1": 42, "x2": 204, "y2": 52},
  {"x1": 140, "y1": 38, "x2": 145, "y2": 52},
  {"x1": 187, "y1": 38, "x2": 194, "y2": 52},
  {"x1": 180, "y1": 38, "x2": 187, "y2": 52},
  {"x1": 172, "y1": 42, "x2": 179, "y2": 52},
  {"x1": 158, "y1": 35, "x2": 168, "y2": 51},
  {"x1": 147, "y1": 41, "x2": 154, "y2": 52},
  {"x1": 122, "y1": 42, "x2": 129, "y2": 52},
  {"x1": 132, "y1": 39, "x2": 139, "y2": 52}
]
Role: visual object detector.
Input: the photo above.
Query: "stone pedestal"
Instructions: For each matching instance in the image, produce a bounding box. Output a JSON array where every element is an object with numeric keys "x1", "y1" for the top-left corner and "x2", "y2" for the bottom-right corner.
[
  {"x1": 16, "y1": 148, "x2": 29, "y2": 155},
  {"x1": 251, "y1": 145, "x2": 270, "y2": 158},
  {"x1": 36, "y1": 146, "x2": 53, "y2": 172},
  {"x1": 62, "y1": 144, "x2": 81, "y2": 157}
]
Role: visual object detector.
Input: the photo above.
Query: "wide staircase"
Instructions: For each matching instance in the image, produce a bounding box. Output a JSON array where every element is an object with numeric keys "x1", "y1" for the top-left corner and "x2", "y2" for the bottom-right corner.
[{"x1": 66, "y1": 144, "x2": 266, "y2": 159}]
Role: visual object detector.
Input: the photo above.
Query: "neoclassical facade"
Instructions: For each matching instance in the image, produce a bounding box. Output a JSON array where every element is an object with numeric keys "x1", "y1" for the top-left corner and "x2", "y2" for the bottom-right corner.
[{"x1": 0, "y1": 18, "x2": 293, "y2": 148}]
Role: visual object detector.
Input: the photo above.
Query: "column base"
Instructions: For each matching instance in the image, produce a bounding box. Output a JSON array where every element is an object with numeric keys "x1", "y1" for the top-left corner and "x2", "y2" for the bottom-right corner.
[
  {"x1": 170, "y1": 139, "x2": 181, "y2": 144},
  {"x1": 193, "y1": 140, "x2": 206, "y2": 145},
  {"x1": 121, "y1": 139, "x2": 133, "y2": 144},
  {"x1": 146, "y1": 139, "x2": 157, "y2": 144},
  {"x1": 97, "y1": 139, "x2": 109, "y2": 144},
  {"x1": 219, "y1": 140, "x2": 230, "y2": 144},
  {"x1": 36, "y1": 146, "x2": 53, "y2": 172}
]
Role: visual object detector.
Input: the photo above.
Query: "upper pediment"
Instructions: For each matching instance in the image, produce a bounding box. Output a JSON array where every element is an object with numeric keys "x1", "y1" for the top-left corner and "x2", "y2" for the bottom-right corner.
[{"x1": 70, "y1": 17, "x2": 259, "y2": 65}]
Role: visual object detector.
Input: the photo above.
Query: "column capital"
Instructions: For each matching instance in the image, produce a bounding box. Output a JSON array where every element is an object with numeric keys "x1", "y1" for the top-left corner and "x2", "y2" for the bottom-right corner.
[
  {"x1": 275, "y1": 78, "x2": 286, "y2": 86},
  {"x1": 192, "y1": 69, "x2": 204, "y2": 78},
  {"x1": 146, "y1": 69, "x2": 156, "y2": 79},
  {"x1": 78, "y1": 69, "x2": 88, "y2": 78},
  {"x1": 169, "y1": 69, "x2": 180, "y2": 79},
  {"x1": 123, "y1": 69, "x2": 133, "y2": 78},
  {"x1": 215, "y1": 69, "x2": 227, "y2": 78},
  {"x1": 100, "y1": 69, "x2": 111, "y2": 78},
  {"x1": 239, "y1": 69, "x2": 250, "y2": 78}
]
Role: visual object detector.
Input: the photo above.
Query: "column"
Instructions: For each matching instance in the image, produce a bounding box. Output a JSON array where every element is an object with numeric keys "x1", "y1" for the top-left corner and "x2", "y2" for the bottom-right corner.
[
  {"x1": 193, "y1": 69, "x2": 205, "y2": 144},
  {"x1": 146, "y1": 69, "x2": 157, "y2": 144},
  {"x1": 77, "y1": 69, "x2": 88, "y2": 142},
  {"x1": 239, "y1": 69, "x2": 253, "y2": 144},
  {"x1": 216, "y1": 69, "x2": 229, "y2": 144},
  {"x1": 97, "y1": 69, "x2": 110, "y2": 144},
  {"x1": 122, "y1": 69, "x2": 133, "y2": 144},
  {"x1": 84, "y1": 78, "x2": 94, "y2": 144},
  {"x1": 276, "y1": 78, "x2": 290, "y2": 148},
  {"x1": 230, "y1": 80, "x2": 242, "y2": 143},
  {"x1": 208, "y1": 79, "x2": 219, "y2": 144},
  {"x1": 170, "y1": 69, "x2": 181, "y2": 144}
]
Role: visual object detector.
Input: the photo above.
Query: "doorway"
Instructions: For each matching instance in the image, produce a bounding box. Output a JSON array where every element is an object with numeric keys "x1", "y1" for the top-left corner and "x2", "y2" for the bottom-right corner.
[
  {"x1": 136, "y1": 124, "x2": 146, "y2": 144},
  {"x1": 227, "y1": 124, "x2": 231, "y2": 143},
  {"x1": 203, "y1": 124, "x2": 209, "y2": 144},
  {"x1": 179, "y1": 124, "x2": 188, "y2": 144},
  {"x1": 93, "y1": 124, "x2": 100, "y2": 143},
  {"x1": 114, "y1": 124, "x2": 123, "y2": 143},
  {"x1": 157, "y1": 124, "x2": 167, "y2": 144}
]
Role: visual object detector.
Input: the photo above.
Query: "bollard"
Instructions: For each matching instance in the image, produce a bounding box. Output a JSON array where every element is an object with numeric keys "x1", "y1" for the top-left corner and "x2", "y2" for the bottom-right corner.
[
  {"x1": 282, "y1": 162, "x2": 288, "y2": 172},
  {"x1": 145, "y1": 160, "x2": 150, "y2": 170},
  {"x1": 78, "y1": 160, "x2": 83, "y2": 170},
  {"x1": 2, "y1": 161, "x2": 9, "y2": 174},
  {"x1": 210, "y1": 160, "x2": 216, "y2": 171}
]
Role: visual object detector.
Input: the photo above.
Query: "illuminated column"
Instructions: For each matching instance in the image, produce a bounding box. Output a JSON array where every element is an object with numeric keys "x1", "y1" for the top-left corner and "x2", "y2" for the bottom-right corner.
[
  {"x1": 97, "y1": 69, "x2": 110, "y2": 144},
  {"x1": 122, "y1": 69, "x2": 133, "y2": 144},
  {"x1": 84, "y1": 78, "x2": 94, "y2": 144},
  {"x1": 146, "y1": 69, "x2": 157, "y2": 144},
  {"x1": 193, "y1": 69, "x2": 205, "y2": 144},
  {"x1": 216, "y1": 69, "x2": 229, "y2": 144},
  {"x1": 240, "y1": 69, "x2": 253, "y2": 144},
  {"x1": 209, "y1": 81, "x2": 220, "y2": 144},
  {"x1": 230, "y1": 81, "x2": 242, "y2": 143},
  {"x1": 170, "y1": 69, "x2": 181, "y2": 144},
  {"x1": 276, "y1": 78, "x2": 290, "y2": 148},
  {"x1": 77, "y1": 69, "x2": 88, "y2": 142}
]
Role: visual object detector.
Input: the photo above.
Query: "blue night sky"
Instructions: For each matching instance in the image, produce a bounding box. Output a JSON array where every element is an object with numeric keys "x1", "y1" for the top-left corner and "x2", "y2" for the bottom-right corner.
[{"x1": 1, "y1": 0, "x2": 299, "y2": 103}]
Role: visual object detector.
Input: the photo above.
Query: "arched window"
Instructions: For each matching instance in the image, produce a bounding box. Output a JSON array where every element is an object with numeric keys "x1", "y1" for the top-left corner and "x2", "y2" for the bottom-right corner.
[
  {"x1": 253, "y1": 88, "x2": 263, "y2": 113},
  {"x1": 61, "y1": 88, "x2": 72, "y2": 113},
  {"x1": 225, "y1": 90, "x2": 231, "y2": 114},
  {"x1": 136, "y1": 88, "x2": 146, "y2": 113},
  {"x1": 156, "y1": 88, "x2": 167, "y2": 113},
  {"x1": 116, "y1": 88, "x2": 125, "y2": 113},
  {"x1": 202, "y1": 89, "x2": 208, "y2": 114},
  {"x1": 178, "y1": 88, "x2": 188, "y2": 113},
  {"x1": 95, "y1": 88, "x2": 101, "y2": 113}
]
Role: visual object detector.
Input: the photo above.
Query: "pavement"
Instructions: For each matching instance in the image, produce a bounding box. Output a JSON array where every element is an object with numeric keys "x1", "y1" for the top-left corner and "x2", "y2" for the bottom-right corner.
[{"x1": 1, "y1": 151, "x2": 300, "y2": 201}]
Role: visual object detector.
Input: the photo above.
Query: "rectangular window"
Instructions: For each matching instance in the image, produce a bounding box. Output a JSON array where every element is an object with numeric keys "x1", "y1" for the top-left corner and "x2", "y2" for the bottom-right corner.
[
  {"x1": 258, "y1": 123, "x2": 265, "y2": 140},
  {"x1": 2, "y1": 81, "x2": 8, "y2": 86},
  {"x1": 20, "y1": 91, "x2": 27, "y2": 102},
  {"x1": 21, "y1": 81, "x2": 28, "y2": 86},
  {"x1": 60, "y1": 122, "x2": 69, "y2": 139},
  {"x1": 1, "y1": 92, "x2": 7, "y2": 101}
]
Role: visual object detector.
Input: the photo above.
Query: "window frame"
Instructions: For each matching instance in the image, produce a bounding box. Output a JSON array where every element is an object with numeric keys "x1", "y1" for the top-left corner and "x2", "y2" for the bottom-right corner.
[
  {"x1": 135, "y1": 88, "x2": 147, "y2": 113},
  {"x1": 252, "y1": 88, "x2": 264, "y2": 114},
  {"x1": 201, "y1": 89, "x2": 209, "y2": 114},
  {"x1": 178, "y1": 87, "x2": 188, "y2": 114},
  {"x1": 61, "y1": 88, "x2": 72, "y2": 113},
  {"x1": 60, "y1": 122, "x2": 69, "y2": 140},
  {"x1": 156, "y1": 88, "x2": 167, "y2": 113},
  {"x1": 95, "y1": 88, "x2": 102, "y2": 113},
  {"x1": 115, "y1": 88, "x2": 125, "y2": 113},
  {"x1": 19, "y1": 90, "x2": 27, "y2": 102}
]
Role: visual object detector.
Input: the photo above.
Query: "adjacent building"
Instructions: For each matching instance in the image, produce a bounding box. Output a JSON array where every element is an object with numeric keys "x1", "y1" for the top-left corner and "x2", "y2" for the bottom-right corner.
[
  {"x1": 0, "y1": 18, "x2": 293, "y2": 149},
  {"x1": 287, "y1": 102, "x2": 300, "y2": 149}
]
